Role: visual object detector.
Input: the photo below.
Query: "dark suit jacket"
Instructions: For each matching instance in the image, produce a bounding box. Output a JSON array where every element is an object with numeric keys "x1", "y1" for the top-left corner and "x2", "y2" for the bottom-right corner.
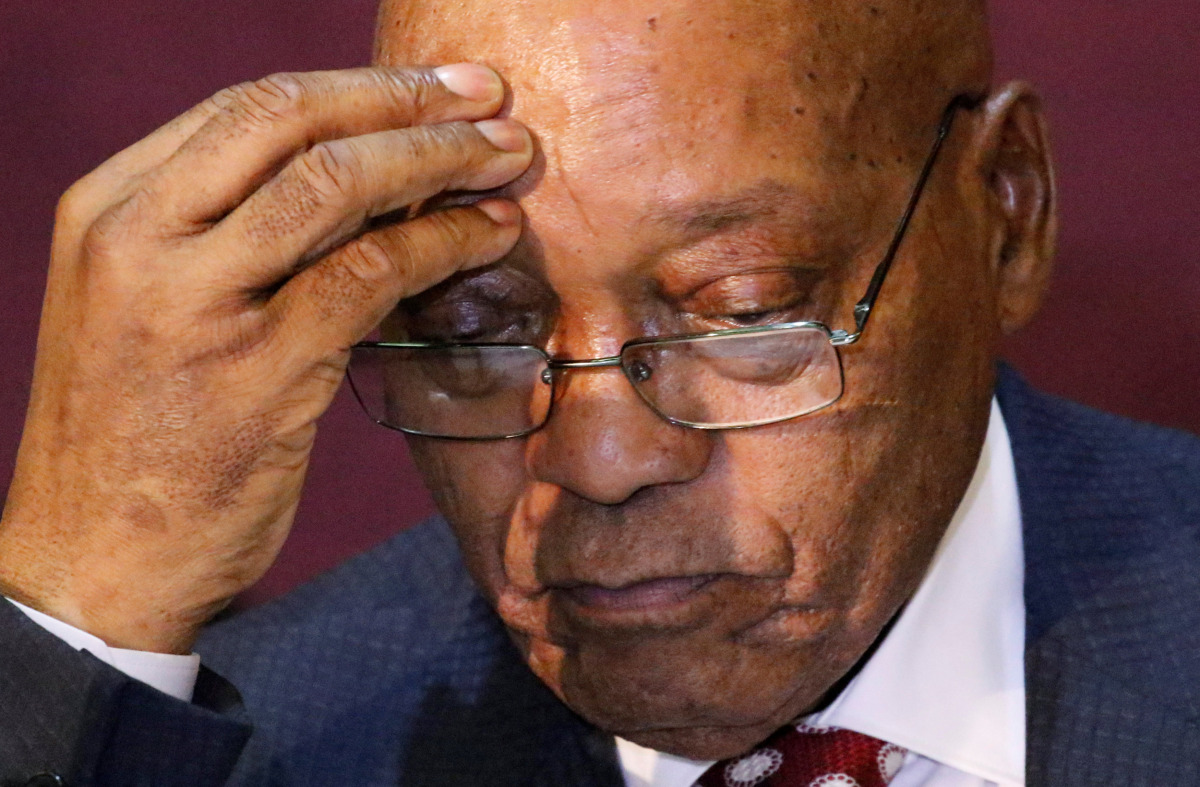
[{"x1": 3, "y1": 367, "x2": 1199, "y2": 786}]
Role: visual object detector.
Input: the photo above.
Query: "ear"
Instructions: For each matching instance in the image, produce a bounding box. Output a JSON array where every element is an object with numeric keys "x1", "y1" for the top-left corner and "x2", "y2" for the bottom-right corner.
[{"x1": 972, "y1": 82, "x2": 1058, "y2": 335}]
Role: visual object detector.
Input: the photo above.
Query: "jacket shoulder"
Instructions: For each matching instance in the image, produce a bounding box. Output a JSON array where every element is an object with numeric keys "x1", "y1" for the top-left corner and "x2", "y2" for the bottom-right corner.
[
  {"x1": 997, "y1": 366, "x2": 1200, "y2": 528},
  {"x1": 196, "y1": 518, "x2": 583, "y2": 785},
  {"x1": 997, "y1": 367, "x2": 1200, "y2": 718}
]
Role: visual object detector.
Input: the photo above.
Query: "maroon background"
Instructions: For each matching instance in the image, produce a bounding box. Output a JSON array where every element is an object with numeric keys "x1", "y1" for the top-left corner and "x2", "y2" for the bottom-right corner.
[{"x1": 1, "y1": 3, "x2": 1197, "y2": 606}]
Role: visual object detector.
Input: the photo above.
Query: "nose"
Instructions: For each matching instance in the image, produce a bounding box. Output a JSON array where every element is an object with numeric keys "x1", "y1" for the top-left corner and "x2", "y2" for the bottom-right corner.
[{"x1": 526, "y1": 364, "x2": 712, "y2": 505}]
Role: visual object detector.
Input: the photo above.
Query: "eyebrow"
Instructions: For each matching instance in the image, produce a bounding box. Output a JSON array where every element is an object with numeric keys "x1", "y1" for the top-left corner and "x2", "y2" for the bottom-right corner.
[{"x1": 649, "y1": 179, "x2": 816, "y2": 237}]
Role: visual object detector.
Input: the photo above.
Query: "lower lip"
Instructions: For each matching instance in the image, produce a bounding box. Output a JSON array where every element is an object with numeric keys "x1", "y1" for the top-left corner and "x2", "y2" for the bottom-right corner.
[{"x1": 563, "y1": 575, "x2": 721, "y2": 612}]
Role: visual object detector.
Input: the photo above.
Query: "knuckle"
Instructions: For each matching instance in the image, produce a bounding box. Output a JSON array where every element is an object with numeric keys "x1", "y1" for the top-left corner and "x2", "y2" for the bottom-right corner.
[
  {"x1": 394, "y1": 123, "x2": 436, "y2": 162},
  {"x1": 342, "y1": 233, "x2": 408, "y2": 284},
  {"x1": 226, "y1": 72, "x2": 308, "y2": 125},
  {"x1": 255, "y1": 72, "x2": 308, "y2": 104},
  {"x1": 205, "y1": 84, "x2": 244, "y2": 113},
  {"x1": 428, "y1": 209, "x2": 474, "y2": 251},
  {"x1": 442, "y1": 121, "x2": 481, "y2": 156},
  {"x1": 436, "y1": 122, "x2": 498, "y2": 181},
  {"x1": 463, "y1": 124, "x2": 505, "y2": 170},
  {"x1": 81, "y1": 188, "x2": 157, "y2": 260},
  {"x1": 56, "y1": 179, "x2": 94, "y2": 225},
  {"x1": 400, "y1": 123, "x2": 476, "y2": 179},
  {"x1": 57, "y1": 167, "x2": 135, "y2": 225},
  {"x1": 81, "y1": 213, "x2": 130, "y2": 264},
  {"x1": 371, "y1": 67, "x2": 441, "y2": 117},
  {"x1": 294, "y1": 140, "x2": 363, "y2": 202}
]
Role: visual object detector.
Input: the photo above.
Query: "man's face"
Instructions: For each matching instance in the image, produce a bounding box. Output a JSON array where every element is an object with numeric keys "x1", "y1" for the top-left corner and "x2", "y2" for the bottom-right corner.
[{"x1": 377, "y1": 0, "x2": 1004, "y2": 759}]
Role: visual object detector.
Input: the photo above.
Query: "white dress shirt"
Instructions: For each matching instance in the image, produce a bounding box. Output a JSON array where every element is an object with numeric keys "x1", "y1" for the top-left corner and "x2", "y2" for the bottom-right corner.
[
  {"x1": 13, "y1": 400, "x2": 1025, "y2": 787},
  {"x1": 617, "y1": 399, "x2": 1026, "y2": 787},
  {"x1": 9, "y1": 598, "x2": 200, "y2": 701}
]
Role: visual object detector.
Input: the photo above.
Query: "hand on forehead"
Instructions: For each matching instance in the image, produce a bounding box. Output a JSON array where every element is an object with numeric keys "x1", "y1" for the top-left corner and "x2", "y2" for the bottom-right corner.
[{"x1": 376, "y1": 0, "x2": 992, "y2": 300}]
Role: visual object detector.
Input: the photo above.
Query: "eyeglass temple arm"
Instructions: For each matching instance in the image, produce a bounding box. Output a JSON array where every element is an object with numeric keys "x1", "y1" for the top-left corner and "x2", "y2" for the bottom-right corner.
[{"x1": 835, "y1": 94, "x2": 984, "y2": 346}]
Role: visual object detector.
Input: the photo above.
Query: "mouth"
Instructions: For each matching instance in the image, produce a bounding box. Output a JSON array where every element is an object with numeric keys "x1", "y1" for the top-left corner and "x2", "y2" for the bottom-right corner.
[
  {"x1": 561, "y1": 574, "x2": 722, "y2": 612},
  {"x1": 545, "y1": 573, "x2": 748, "y2": 633}
]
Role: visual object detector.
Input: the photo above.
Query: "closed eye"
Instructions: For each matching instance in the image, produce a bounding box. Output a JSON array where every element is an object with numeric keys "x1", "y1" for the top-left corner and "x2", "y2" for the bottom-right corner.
[
  {"x1": 397, "y1": 268, "x2": 557, "y2": 344},
  {"x1": 674, "y1": 268, "x2": 822, "y2": 330},
  {"x1": 719, "y1": 308, "x2": 795, "y2": 327}
]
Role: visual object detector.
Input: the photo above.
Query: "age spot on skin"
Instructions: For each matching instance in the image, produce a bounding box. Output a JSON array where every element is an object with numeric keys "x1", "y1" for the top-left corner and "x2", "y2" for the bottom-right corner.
[
  {"x1": 193, "y1": 414, "x2": 278, "y2": 511},
  {"x1": 120, "y1": 493, "x2": 169, "y2": 534}
]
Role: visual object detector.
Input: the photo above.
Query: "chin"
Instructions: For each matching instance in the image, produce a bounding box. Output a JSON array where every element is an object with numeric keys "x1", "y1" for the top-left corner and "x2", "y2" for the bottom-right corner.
[
  {"x1": 550, "y1": 653, "x2": 825, "y2": 761},
  {"x1": 517, "y1": 616, "x2": 859, "y2": 761}
]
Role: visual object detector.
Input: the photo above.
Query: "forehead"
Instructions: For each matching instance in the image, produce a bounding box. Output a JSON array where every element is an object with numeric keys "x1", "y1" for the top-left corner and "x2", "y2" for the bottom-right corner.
[
  {"x1": 378, "y1": 1, "x2": 937, "y2": 278},
  {"x1": 377, "y1": 0, "x2": 955, "y2": 135}
]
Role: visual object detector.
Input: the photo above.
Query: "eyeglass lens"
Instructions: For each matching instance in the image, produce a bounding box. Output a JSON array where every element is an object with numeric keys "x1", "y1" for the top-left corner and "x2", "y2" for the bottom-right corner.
[
  {"x1": 347, "y1": 325, "x2": 844, "y2": 439},
  {"x1": 621, "y1": 326, "x2": 844, "y2": 429},
  {"x1": 348, "y1": 345, "x2": 553, "y2": 439}
]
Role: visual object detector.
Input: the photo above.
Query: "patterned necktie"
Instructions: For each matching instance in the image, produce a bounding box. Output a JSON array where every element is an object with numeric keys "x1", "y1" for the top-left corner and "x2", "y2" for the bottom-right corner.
[{"x1": 695, "y1": 723, "x2": 908, "y2": 787}]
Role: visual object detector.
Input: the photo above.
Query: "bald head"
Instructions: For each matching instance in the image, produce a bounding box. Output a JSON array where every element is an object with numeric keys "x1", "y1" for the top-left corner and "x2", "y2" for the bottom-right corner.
[{"x1": 377, "y1": 0, "x2": 993, "y2": 154}]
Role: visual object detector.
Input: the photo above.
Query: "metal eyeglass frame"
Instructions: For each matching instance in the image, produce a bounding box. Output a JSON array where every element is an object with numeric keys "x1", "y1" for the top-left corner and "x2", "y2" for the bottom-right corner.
[{"x1": 349, "y1": 94, "x2": 982, "y2": 440}]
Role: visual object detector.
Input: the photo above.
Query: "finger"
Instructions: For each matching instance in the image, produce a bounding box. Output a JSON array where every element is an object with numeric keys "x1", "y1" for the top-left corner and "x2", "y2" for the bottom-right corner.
[
  {"x1": 142, "y1": 64, "x2": 506, "y2": 227},
  {"x1": 60, "y1": 95, "x2": 230, "y2": 224},
  {"x1": 99, "y1": 96, "x2": 226, "y2": 181},
  {"x1": 206, "y1": 118, "x2": 532, "y2": 290},
  {"x1": 269, "y1": 199, "x2": 523, "y2": 354}
]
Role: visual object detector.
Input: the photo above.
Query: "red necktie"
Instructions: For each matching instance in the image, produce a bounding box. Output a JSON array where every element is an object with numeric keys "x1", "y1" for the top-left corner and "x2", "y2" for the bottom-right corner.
[{"x1": 695, "y1": 723, "x2": 907, "y2": 787}]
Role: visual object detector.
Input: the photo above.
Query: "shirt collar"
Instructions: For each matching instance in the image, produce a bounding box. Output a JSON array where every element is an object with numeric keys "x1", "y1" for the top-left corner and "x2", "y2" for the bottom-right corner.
[{"x1": 617, "y1": 399, "x2": 1026, "y2": 787}]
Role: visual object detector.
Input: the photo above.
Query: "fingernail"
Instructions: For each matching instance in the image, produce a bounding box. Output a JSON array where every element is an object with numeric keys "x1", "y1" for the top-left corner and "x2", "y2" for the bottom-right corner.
[
  {"x1": 474, "y1": 119, "x2": 531, "y2": 153},
  {"x1": 476, "y1": 199, "x2": 522, "y2": 226},
  {"x1": 434, "y1": 63, "x2": 503, "y2": 103}
]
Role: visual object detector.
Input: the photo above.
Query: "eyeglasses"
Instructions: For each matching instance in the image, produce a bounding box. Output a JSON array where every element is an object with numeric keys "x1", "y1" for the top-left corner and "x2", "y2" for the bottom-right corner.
[{"x1": 347, "y1": 95, "x2": 980, "y2": 440}]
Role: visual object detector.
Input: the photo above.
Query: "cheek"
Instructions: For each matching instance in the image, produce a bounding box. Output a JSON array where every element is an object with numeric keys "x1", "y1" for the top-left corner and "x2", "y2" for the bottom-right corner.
[
  {"x1": 721, "y1": 416, "x2": 871, "y2": 581},
  {"x1": 407, "y1": 438, "x2": 530, "y2": 593},
  {"x1": 876, "y1": 205, "x2": 998, "y2": 413},
  {"x1": 720, "y1": 405, "x2": 944, "y2": 624}
]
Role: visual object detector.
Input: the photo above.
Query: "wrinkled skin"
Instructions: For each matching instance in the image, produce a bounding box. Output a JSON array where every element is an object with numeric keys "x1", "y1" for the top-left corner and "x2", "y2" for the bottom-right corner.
[
  {"x1": 0, "y1": 0, "x2": 1055, "y2": 766},
  {"x1": 379, "y1": 0, "x2": 1056, "y2": 759},
  {"x1": 0, "y1": 66, "x2": 535, "y2": 653}
]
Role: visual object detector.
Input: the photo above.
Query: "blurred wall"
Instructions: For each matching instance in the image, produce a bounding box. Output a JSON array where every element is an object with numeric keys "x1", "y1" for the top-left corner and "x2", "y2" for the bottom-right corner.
[{"x1": 1, "y1": 2, "x2": 1196, "y2": 605}]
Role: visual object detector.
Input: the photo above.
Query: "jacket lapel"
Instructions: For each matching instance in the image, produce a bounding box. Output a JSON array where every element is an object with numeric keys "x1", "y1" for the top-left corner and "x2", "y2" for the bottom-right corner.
[{"x1": 998, "y1": 367, "x2": 1200, "y2": 785}]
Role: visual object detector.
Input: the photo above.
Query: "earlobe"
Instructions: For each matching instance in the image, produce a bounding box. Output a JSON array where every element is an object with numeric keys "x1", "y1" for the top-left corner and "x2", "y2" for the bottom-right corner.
[{"x1": 977, "y1": 82, "x2": 1058, "y2": 335}]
